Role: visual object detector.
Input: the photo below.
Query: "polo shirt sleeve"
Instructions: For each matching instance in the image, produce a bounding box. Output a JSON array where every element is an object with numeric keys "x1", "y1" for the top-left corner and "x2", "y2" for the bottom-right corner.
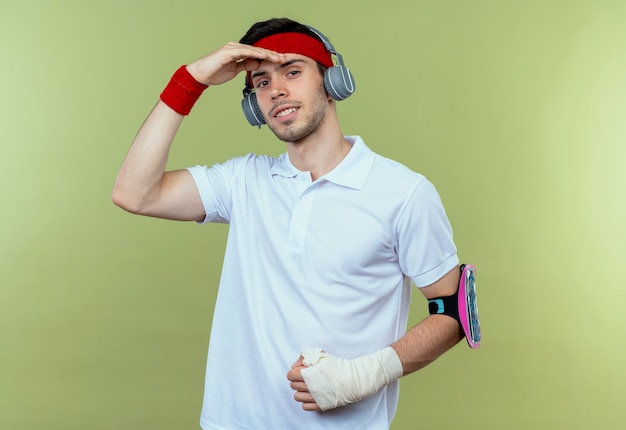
[
  {"x1": 186, "y1": 159, "x2": 240, "y2": 224},
  {"x1": 396, "y1": 177, "x2": 459, "y2": 288}
]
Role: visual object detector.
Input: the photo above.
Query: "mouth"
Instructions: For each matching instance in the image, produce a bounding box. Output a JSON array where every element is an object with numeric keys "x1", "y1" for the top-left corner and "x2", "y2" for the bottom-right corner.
[
  {"x1": 271, "y1": 105, "x2": 300, "y2": 122},
  {"x1": 275, "y1": 107, "x2": 298, "y2": 118}
]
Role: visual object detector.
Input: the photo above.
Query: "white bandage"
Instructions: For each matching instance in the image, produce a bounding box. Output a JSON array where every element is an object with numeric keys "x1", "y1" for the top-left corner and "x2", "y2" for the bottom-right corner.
[{"x1": 300, "y1": 346, "x2": 404, "y2": 411}]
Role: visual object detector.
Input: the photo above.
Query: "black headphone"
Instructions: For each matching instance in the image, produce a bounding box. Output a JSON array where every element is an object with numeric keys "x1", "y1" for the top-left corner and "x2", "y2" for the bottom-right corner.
[{"x1": 241, "y1": 25, "x2": 356, "y2": 128}]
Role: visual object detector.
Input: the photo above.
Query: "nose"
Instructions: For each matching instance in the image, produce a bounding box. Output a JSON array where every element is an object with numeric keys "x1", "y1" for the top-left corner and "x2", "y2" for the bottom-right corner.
[{"x1": 270, "y1": 79, "x2": 287, "y2": 100}]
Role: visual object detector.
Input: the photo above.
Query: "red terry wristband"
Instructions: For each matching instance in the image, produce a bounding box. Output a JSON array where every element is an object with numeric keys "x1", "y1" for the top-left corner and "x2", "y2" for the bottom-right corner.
[{"x1": 160, "y1": 65, "x2": 208, "y2": 115}]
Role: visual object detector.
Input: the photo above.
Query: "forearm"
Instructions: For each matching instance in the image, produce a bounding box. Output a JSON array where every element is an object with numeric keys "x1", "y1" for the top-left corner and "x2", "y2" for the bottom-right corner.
[
  {"x1": 392, "y1": 314, "x2": 463, "y2": 375},
  {"x1": 290, "y1": 317, "x2": 463, "y2": 411},
  {"x1": 112, "y1": 100, "x2": 184, "y2": 213}
]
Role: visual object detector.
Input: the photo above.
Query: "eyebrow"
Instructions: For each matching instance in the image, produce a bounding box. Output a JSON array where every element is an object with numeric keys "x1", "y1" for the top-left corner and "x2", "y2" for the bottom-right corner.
[{"x1": 250, "y1": 59, "x2": 306, "y2": 81}]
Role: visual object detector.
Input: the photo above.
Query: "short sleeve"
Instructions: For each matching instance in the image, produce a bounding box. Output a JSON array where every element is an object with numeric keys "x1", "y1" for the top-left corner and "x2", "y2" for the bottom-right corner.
[
  {"x1": 395, "y1": 178, "x2": 459, "y2": 287},
  {"x1": 186, "y1": 160, "x2": 238, "y2": 224}
]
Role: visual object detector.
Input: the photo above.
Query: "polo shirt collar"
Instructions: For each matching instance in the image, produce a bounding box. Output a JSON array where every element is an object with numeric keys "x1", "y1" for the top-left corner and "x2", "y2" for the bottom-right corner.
[{"x1": 270, "y1": 136, "x2": 375, "y2": 190}]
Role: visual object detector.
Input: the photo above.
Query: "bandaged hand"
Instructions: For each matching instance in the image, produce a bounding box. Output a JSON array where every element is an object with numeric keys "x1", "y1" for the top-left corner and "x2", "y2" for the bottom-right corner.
[{"x1": 298, "y1": 347, "x2": 404, "y2": 411}]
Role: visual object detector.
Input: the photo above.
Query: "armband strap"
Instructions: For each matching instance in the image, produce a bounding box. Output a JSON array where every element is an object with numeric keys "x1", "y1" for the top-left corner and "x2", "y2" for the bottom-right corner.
[
  {"x1": 160, "y1": 65, "x2": 208, "y2": 115},
  {"x1": 428, "y1": 264, "x2": 481, "y2": 348},
  {"x1": 428, "y1": 291, "x2": 460, "y2": 321}
]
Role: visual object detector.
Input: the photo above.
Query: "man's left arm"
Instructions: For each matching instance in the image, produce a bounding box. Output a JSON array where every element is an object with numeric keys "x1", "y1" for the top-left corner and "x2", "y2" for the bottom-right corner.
[
  {"x1": 287, "y1": 266, "x2": 464, "y2": 411},
  {"x1": 392, "y1": 265, "x2": 464, "y2": 375}
]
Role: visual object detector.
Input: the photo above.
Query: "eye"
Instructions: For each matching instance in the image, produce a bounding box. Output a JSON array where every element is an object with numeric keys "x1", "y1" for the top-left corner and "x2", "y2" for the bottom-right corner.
[
  {"x1": 255, "y1": 79, "x2": 270, "y2": 89},
  {"x1": 286, "y1": 70, "x2": 300, "y2": 78}
]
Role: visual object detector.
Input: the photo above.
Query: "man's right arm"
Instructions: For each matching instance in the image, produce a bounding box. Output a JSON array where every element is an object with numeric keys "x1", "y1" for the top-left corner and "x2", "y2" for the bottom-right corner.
[
  {"x1": 112, "y1": 99, "x2": 205, "y2": 221},
  {"x1": 112, "y1": 43, "x2": 286, "y2": 221}
]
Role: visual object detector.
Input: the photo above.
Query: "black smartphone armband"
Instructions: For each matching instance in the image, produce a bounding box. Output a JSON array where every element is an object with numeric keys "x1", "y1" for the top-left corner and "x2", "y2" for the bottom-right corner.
[{"x1": 428, "y1": 264, "x2": 481, "y2": 348}]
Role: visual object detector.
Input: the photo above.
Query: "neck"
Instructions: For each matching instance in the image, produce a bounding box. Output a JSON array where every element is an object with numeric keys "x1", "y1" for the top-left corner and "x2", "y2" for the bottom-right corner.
[
  {"x1": 284, "y1": 102, "x2": 352, "y2": 181},
  {"x1": 286, "y1": 128, "x2": 351, "y2": 181}
]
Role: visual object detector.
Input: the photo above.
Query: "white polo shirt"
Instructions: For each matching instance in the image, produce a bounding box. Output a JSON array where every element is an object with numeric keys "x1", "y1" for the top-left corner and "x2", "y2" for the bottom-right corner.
[{"x1": 187, "y1": 136, "x2": 458, "y2": 430}]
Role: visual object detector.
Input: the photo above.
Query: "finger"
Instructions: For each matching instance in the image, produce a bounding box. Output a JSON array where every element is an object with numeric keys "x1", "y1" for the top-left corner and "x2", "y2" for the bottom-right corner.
[
  {"x1": 294, "y1": 391, "x2": 319, "y2": 405},
  {"x1": 293, "y1": 392, "x2": 322, "y2": 411},
  {"x1": 232, "y1": 60, "x2": 246, "y2": 75},
  {"x1": 291, "y1": 355, "x2": 305, "y2": 369},
  {"x1": 286, "y1": 366, "x2": 305, "y2": 383},
  {"x1": 247, "y1": 46, "x2": 286, "y2": 63},
  {"x1": 290, "y1": 381, "x2": 308, "y2": 392},
  {"x1": 302, "y1": 402, "x2": 323, "y2": 412},
  {"x1": 294, "y1": 391, "x2": 315, "y2": 403},
  {"x1": 227, "y1": 43, "x2": 285, "y2": 64},
  {"x1": 241, "y1": 58, "x2": 260, "y2": 72}
]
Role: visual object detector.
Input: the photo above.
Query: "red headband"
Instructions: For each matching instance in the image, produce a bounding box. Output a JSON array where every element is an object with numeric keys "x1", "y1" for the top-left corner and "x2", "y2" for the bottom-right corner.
[
  {"x1": 247, "y1": 32, "x2": 333, "y2": 86},
  {"x1": 253, "y1": 32, "x2": 333, "y2": 67}
]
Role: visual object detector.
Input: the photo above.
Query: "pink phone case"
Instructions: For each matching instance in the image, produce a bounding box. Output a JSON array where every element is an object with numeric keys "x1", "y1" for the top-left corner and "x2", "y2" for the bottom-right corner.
[{"x1": 458, "y1": 264, "x2": 481, "y2": 348}]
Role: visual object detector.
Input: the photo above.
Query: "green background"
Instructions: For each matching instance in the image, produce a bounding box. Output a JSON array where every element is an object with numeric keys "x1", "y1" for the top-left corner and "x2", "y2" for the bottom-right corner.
[{"x1": 2, "y1": 0, "x2": 625, "y2": 428}]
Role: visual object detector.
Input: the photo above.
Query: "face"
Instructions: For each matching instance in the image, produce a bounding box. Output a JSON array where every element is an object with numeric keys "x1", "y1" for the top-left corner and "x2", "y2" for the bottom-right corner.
[{"x1": 249, "y1": 55, "x2": 330, "y2": 143}]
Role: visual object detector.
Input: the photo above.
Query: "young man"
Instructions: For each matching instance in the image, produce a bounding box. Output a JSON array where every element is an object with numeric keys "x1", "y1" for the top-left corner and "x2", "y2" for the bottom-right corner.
[{"x1": 113, "y1": 17, "x2": 463, "y2": 429}]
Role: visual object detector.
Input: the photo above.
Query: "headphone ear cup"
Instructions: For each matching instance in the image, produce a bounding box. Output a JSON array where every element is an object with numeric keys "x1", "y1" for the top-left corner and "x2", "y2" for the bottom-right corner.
[
  {"x1": 241, "y1": 91, "x2": 265, "y2": 127},
  {"x1": 324, "y1": 65, "x2": 356, "y2": 101}
]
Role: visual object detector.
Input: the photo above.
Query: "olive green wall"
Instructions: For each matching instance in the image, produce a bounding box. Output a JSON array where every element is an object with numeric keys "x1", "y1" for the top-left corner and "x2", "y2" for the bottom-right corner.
[{"x1": 1, "y1": 1, "x2": 624, "y2": 429}]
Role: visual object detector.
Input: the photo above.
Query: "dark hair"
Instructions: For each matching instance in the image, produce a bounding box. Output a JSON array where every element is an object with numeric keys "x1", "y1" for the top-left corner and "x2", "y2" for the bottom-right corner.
[{"x1": 239, "y1": 17, "x2": 318, "y2": 45}]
